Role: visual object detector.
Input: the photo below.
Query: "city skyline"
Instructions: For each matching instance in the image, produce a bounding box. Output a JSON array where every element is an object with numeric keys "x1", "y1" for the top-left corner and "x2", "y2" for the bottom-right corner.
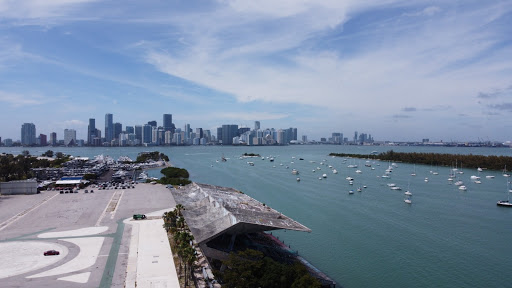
[{"x1": 0, "y1": 1, "x2": 511, "y2": 142}]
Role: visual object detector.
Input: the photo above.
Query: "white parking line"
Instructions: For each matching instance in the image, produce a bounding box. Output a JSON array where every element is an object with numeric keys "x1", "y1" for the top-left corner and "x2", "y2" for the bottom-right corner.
[
  {"x1": 0, "y1": 193, "x2": 59, "y2": 232},
  {"x1": 110, "y1": 190, "x2": 124, "y2": 219}
]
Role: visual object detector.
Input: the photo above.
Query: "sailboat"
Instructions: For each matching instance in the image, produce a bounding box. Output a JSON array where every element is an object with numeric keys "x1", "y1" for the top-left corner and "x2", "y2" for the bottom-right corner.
[
  {"x1": 410, "y1": 164, "x2": 416, "y2": 176},
  {"x1": 497, "y1": 180, "x2": 512, "y2": 207},
  {"x1": 503, "y1": 165, "x2": 511, "y2": 177}
]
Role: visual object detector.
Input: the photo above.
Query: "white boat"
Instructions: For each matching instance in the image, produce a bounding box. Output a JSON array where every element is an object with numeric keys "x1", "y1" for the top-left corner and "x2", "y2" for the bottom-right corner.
[
  {"x1": 349, "y1": 181, "x2": 353, "y2": 185},
  {"x1": 470, "y1": 175, "x2": 480, "y2": 180},
  {"x1": 355, "y1": 169, "x2": 362, "y2": 174},
  {"x1": 497, "y1": 181, "x2": 512, "y2": 207},
  {"x1": 381, "y1": 175, "x2": 390, "y2": 178},
  {"x1": 391, "y1": 186, "x2": 402, "y2": 190},
  {"x1": 322, "y1": 174, "x2": 327, "y2": 178},
  {"x1": 247, "y1": 162, "x2": 254, "y2": 166},
  {"x1": 357, "y1": 187, "x2": 362, "y2": 192},
  {"x1": 404, "y1": 197, "x2": 412, "y2": 204},
  {"x1": 333, "y1": 169, "x2": 338, "y2": 174},
  {"x1": 346, "y1": 176, "x2": 354, "y2": 181},
  {"x1": 411, "y1": 164, "x2": 416, "y2": 176},
  {"x1": 474, "y1": 180, "x2": 482, "y2": 184},
  {"x1": 387, "y1": 183, "x2": 396, "y2": 187},
  {"x1": 432, "y1": 171, "x2": 439, "y2": 175},
  {"x1": 459, "y1": 185, "x2": 467, "y2": 191},
  {"x1": 296, "y1": 177, "x2": 300, "y2": 182},
  {"x1": 503, "y1": 165, "x2": 511, "y2": 177},
  {"x1": 292, "y1": 169, "x2": 299, "y2": 175},
  {"x1": 424, "y1": 177, "x2": 429, "y2": 182},
  {"x1": 405, "y1": 190, "x2": 412, "y2": 196},
  {"x1": 477, "y1": 167, "x2": 483, "y2": 172},
  {"x1": 486, "y1": 175, "x2": 495, "y2": 179},
  {"x1": 349, "y1": 190, "x2": 354, "y2": 194},
  {"x1": 454, "y1": 180, "x2": 464, "y2": 186}
]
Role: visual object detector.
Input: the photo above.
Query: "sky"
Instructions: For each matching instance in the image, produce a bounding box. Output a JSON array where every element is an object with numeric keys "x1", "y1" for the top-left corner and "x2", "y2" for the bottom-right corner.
[{"x1": 0, "y1": 0, "x2": 511, "y2": 142}]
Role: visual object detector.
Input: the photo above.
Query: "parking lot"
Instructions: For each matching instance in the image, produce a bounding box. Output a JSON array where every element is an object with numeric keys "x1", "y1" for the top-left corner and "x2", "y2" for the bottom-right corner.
[{"x1": 0, "y1": 182, "x2": 177, "y2": 288}]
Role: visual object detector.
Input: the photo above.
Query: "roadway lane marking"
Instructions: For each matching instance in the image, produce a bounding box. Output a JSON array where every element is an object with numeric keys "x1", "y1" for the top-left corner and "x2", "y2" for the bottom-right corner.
[
  {"x1": 0, "y1": 193, "x2": 59, "y2": 232},
  {"x1": 95, "y1": 191, "x2": 118, "y2": 227},
  {"x1": 110, "y1": 190, "x2": 124, "y2": 219}
]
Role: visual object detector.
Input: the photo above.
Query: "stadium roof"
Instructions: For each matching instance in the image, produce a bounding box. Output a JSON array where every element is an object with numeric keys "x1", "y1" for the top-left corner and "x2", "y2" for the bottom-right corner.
[{"x1": 170, "y1": 183, "x2": 311, "y2": 244}]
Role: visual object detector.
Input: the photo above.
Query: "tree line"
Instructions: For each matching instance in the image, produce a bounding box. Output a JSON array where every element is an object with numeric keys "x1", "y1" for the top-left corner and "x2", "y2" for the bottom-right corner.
[
  {"x1": 0, "y1": 151, "x2": 70, "y2": 182},
  {"x1": 330, "y1": 150, "x2": 512, "y2": 171}
]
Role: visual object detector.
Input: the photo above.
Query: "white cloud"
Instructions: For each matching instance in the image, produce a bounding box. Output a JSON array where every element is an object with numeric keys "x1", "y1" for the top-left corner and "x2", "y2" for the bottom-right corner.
[
  {"x1": 0, "y1": 91, "x2": 45, "y2": 106},
  {"x1": 0, "y1": 0, "x2": 100, "y2": 19}
]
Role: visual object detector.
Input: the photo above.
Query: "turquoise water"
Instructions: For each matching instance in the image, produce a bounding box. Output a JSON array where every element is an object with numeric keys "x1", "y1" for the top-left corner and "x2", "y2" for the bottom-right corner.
[{"x1": 4, "y1": 145, "x2": 512, "y2": 287}]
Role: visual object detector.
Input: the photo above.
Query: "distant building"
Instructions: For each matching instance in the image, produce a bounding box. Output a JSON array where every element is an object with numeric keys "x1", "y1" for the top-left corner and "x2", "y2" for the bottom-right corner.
[
  {"x1": 64, "y1": 129, "x2": 76, "y2": 146},
  {"x1": 0, "y1": 180, "x2": 38, "y2": 195},
  {"x1": 221, "y1": 124, "x2": 238, "y2": 145},
  {"x1": 105, "y1": 113, "x2": 113, "y2": 143},
  {"x1": 39, "y1": 134, "x2": 47, "y2": 146},
  {"x1": 147, "y1": 120, "x2": 157, "y2": 127},
  {"x1": 254, "y1": 121, "x2": 260, "y2": 131},
  {"x1": 88, "y1": 118, "x2": 96, "y2": 145},
  {"x1": 135, "y1": 125, "x2": 142, "y2": 142},
  {"x1": 163, "y1": 114, "x2": 174, "y2": 133},
  {"x1": 125, "y1": 126, "x2": 134, "y2": 134},
  {"x1": 21, "y1": 123, "x2": 36, "y2": 146},
  {"x1": 3, "y1": 138, "x2": 13, "y2": 146},
  {"x1": 114, "y1": 122, "x2": 122, "y2": 140},
  {"x1": 50, "y1": 132, "x2": 57, "y2": 146},
  {"x1": 142, "y1": 124, "x2": 152, "y2": 144}
]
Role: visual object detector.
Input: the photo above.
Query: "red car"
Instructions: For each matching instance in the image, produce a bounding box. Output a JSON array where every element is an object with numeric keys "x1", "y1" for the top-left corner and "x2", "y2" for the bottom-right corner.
[{"x1": 44, "y1": 250, "x2": 60, "y2": 256}]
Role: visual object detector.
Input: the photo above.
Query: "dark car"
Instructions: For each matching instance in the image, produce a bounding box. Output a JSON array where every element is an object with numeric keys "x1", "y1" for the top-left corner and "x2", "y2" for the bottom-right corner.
[
  {"x1": 133, "y1": 214, "x2": 146, "y2": 220},
  {"x1": 44, "y1": 250, "x2": 60, "y2": 256}
]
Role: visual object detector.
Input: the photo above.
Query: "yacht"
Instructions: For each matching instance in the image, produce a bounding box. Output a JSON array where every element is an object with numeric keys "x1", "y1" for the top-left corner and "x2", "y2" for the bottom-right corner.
[
  {"x1": 349, "y1": 190, "x2": 354, "y2": 194},
  {"x1": 292, "y1": 169, "x2": 299, "y2": 175},
  {"x1": 404, "y1": 197, "x2": 412, "y2": 204},
  {"x1": 459, "y1": 185, "x2": 467, "y2": 191},
  {"x1": 333, "y1": 169, "x2": 338, "y2": 174},
  {"x1": 322, "y1": 174, "x2": 327, "y2": 178},
  {"x1": 486, "y1": 175, "x2": 495, "y2": 179},
  {"x1": 405, "y1": 190, "x2": 412, "y2": 196},
  {"x1": 497, "y1": 181, "x2": 512, "y2": 207}
]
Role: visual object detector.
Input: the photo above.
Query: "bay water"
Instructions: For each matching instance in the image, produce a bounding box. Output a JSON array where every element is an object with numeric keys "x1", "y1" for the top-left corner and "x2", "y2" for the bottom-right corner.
[{"x1": 3, "y1": 145, "x2": 512, "y2": 288}]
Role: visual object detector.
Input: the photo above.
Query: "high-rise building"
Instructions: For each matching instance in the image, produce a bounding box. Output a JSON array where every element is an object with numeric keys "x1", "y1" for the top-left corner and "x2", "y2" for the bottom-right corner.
[
  {"x1": 88, "y1": 118, "x2": 96, "y2": 145},
  {"x1": 354, "y1": 131, "x2": 358, "y2": 144},
  {"x1": 64, "y1": 129, "x2": 76, "y2": 146},
  {"x1": 114, "y1": 122, "x2": 122, "y2": 140},
  {"x1": 302, "y1": 135, "x2": 308, "y2": 143},
  {"x1": 254, "y1": 121, "x2": 260, "y2": 131},
  {"x1": 105, "y1": 113, "x2": 113, "y2": 143},
  {"x1": 276, "y1": 129, "x2": 285, "y2": 145},
  {"x1": 163, "y1": 114, "x2": 173, "y2": 131},
  {"x1": 196, "y1": 128, "x2": 203, "y2": 139},
  {"x1": 126, "y1": 126, "x2": 134, "y2": 134},
  {"x1": 291, "y1": 128, "x2": 298, "y2": 141},
  {"x1": 50, "y1": 132, "x2": 57, "y2": 146},
  {"x1": 142, "y1": 124, "x2": 152, "y2": 144},
  {"x1": 40, "y1": 134, "x2": 47, "y2": 146},
  {"x1": 148, "y1": 120, "x2": 157, "y2": 127},
  {"x1": 134, "y1": 125, "x2": 142, "y2": 143},
  {"x1": 221, "y1": 124, "x2": 238, "y2": 145},
  {"x1": 21, "y1": 123, "x2": 36, "y2": 146},
  {"x1": 3, "y1": 138, "x2": 13, "y2": 147}
]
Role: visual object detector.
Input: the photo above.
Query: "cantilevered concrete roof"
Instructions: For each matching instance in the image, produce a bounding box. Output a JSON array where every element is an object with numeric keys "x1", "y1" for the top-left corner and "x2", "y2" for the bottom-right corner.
[{"x1": 171, "y1": 183, "x2": 311, "y2": 244}]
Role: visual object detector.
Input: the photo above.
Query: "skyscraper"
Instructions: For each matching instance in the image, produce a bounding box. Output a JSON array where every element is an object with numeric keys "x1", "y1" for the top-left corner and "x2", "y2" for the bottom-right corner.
[
  {"x1": 163, "y1": 114, "x2": 172, "y2": 131},
  {"x1": 221, "y1": 124, "x2": 238, "y2": 145},
  {"x1": 87, "y1": 118, "x2": 96, "y2": 145},
  {"x1": 105, "y1": 113, "x2": 113, "y2": 143},
  {"x1": 148, "y1": 120, "x2": 157, "y2": 127},
  {"x1": 142, "y1": 124, "x2": 152, "y2": 144},
  {"x1": 21, "y1": 123, "x2": 36, "y2": 146},
  {"x1": 50, "y1": 132, "x2": 57, "y2": 146},
  {"x1": 254, "y1": 121, "x2": 260, "y2": 131},
  {"x1": 135, "y1": 125, "x2": 143, "y2": 142},
  {"x1": 64, "y1": 129, "x2": 76, "y2": 146},
  {"x1": 114, "y1": 122, "x2": 122, "y2": 140}
]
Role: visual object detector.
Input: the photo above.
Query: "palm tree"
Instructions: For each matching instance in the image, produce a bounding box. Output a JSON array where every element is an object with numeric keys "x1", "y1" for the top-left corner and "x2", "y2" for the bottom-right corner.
[{"x1": 175, "y1": 204, "x2": 185, "y2": 216}]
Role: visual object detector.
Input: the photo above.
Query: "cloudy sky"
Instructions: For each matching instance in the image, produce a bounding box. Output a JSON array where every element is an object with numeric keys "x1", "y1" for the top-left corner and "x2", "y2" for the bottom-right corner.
[{"x1": 0, "y1": 0, "x2": 511, "y2": 142}]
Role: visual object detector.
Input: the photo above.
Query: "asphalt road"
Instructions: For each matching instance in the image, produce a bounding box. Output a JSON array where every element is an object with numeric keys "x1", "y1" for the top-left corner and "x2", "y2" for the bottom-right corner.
[{"x1": 0, "y1": 183, "x2": 176, "y2": 288}]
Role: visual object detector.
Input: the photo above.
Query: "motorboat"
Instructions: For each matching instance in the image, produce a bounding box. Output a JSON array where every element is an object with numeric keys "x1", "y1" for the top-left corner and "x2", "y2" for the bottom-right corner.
[
  {"x1": 346, "y1": 176, "x2": 354, "y2": 181},
  {"x1": 333, "y1": 169, "x2": 338, "y2": 174},
  {"x1": 349, "y1": 190, "x2": 354, "y2": 194},
  {"x1": 486, "y1": 175, "x2": 495, "y2": 179},
  {"x1": 459, "y1": 185, "x2": 467, "y2": 191},
  {"x1": 322, "y1": 174, "x2": 327, "y2": 178},
  {"x1": 292, "y1": 169, "x2": 299, "y2": 175},
  {"x1": 405, "y1": 191, "x2": 412, "y2": 196}
]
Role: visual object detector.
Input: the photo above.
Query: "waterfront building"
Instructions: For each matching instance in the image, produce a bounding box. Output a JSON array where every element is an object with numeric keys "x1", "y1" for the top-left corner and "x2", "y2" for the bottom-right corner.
[
  {"x1": 64, "y1": 129, "x2": 76, "y2": 146},
  {"x1": 221, "y1": 124, "x2": 238, "y2": 145},
  {"x1": 184, "y1": 124, "x2": 191, "y2": 141},
  {"x1": 332, "y1": 133, "x2": 343, "y2": 144},
  {"x1": 163, "y1": 114, "x2": 172, "y2": 131},
  {"x1": 142, "y1": 124, "x2": 152, "y2": 144},
  {"x1": 125, "y1": 126, "x2": 134, "y2": 134},
  {"x1": 291, "y1": 127, "x2": 298, "y2": 141},
  {"x1": 173, "y1": 132, "x2": 182, "y2": 145},
  {"x1": 216, "y1": 127, "x2": 223, "y2": 144},
  {"x1": 87, "y1": 118, "x2": 96, "y2": 145},
  {"x1": 204, "y1": 129, "x2": 211, "y2": 143},
  {"x1": 50, "y1": 132, "x2": 57, "y2": 146},
  {"x1": 196, "y1": 128, "x2": 203, "y2": 139},
  {"x1": 105, "y1": 113, "x2": 113, "y2": 143},
  {"x1": 165, "y1": 131, "x2": 172, "y2": 145},
  {"x1": 276, "y1": 129, "x2": 285, "y2": 145},
  {"x1": 134, "y1": 125, "x2": 142, "y2": 142},
  {"x1": 39, "y1": 134, "x2": 47, "y2": 146},
  {"x1": 354, "y1": 131, "x2": 358, "y2": 144},
  {"x1": 21, "y1": 123, "x2": 36, "y2": 146},
  {"x1": 3, "y1": 138, "x2": 13, "y2": 147},
  {"x1": 114, "y1": 122, "x2": 122, "y2": 141},
  {"x1": 254, "y1": 121, "x2": 260, "y2": 131},
  {"x1": 302, "y1": 135, "x2": 308, "y2": 143}
]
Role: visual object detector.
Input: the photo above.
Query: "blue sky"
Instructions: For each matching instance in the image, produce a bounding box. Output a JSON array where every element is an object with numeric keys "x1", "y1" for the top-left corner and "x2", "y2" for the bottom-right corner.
[{"x1": 1, "y1": 0, "x2": 511, "y2": 142}]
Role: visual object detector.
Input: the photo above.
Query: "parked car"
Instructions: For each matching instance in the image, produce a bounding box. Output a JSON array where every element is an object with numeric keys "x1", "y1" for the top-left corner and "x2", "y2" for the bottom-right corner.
[
  {"x1": 44, "y1": 250, "x2": 60, "y2": 256},
  {"x1": 85, "y1": 189, "x2": 89, "y2": 193},
  {"x1": 133, "y1": 214, "x2": 146, "y2": 220}
]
